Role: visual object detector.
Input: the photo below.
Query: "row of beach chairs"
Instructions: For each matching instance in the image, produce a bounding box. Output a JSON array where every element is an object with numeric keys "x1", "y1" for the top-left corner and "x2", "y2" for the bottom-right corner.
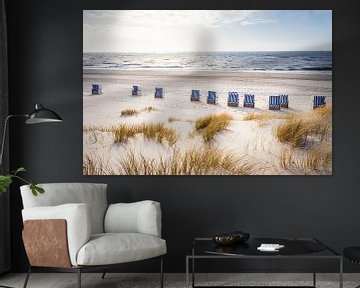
[
  {"x1": 91, "y1": 84, "x2": 327, "y2": 110},
  {"x1": 193, "y1": 91, "x2": 290, "y2": 110}
]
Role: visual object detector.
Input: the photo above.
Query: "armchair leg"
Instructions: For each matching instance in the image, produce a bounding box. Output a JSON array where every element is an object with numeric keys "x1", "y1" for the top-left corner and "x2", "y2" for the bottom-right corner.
[
  {"x1": 23, "y1": 266, "x2": 31, "y2": 288},
  {"x1": 77, "y1": 269, "x2": 81, "y2": 288},
  {"x1": 101, "y1": 270, "x2": 107, "y2": 279},
  {"x1": 160, "y1": 257, "x2": 164, "y2": 288}
]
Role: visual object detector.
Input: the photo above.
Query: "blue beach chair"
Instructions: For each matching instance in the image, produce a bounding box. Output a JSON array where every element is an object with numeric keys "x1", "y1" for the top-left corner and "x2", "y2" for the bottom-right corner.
[
  {"x1": 269, "y1": 96, "x2": 281, "y2": 110},
  {"x1": 227, "y1": 92, "x2": 239, "y2": 107},
  {"x1": 155, "y1": 87, "x2": 164, "y2": 98},
  {"x1": 132, "y1": 85, "x2": 142, "y2": 96},
  {"x1": 91, "y1": 84, "x2": 102, "y2": 95},
  {"x1": 244, "y1": 94, "x2": 255, "y2": 108},
  {"x1": 207, "y1": 91, "x2": 218, "y2": 104},
  {"x1": 313, "y1": 95, "x2": 326, "y2": 109},
  {"x1": 191, "y1": 90, "x2": 200, "y2": 101},
  {"x1": 280, "y1": 94, "x2": 289, "y2": 108}
]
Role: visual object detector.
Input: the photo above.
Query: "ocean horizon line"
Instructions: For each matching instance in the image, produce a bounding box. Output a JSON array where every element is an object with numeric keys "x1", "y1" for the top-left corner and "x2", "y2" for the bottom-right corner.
[
  {"x1": 84, "y1": 50, "x2": 332, "y2": 54},
  {"x1": 83, "y1": 51, "x2": 332, "y2": 73}
]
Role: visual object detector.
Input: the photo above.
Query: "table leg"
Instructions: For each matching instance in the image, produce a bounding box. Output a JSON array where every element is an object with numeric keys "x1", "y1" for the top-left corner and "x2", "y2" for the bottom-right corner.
[
  {"x1": 192, "y1": 257, "x2": 195, "y2": 288},
  {"x1": 313, "y1": 254, "x2": 316, "y2": 287},
  {"x1": 192, "y1": 246, "x2": 195, "y2": 288},
  {"x1": 186, "y1": 257, "x2": 189, "y2": 288},
  {"x1": 339, "y1": 257, "x2": 343, "y2": 288}
]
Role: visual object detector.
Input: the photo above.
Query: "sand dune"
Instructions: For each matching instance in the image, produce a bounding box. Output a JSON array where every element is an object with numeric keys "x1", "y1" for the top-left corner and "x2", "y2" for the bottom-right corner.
[{"x1": 83, "y1": 69, "x2": 332, "y2": 175}]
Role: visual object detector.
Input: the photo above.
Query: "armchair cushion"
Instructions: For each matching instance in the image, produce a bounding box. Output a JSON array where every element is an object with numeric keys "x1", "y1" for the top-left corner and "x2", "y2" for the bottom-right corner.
[
  {"x1": 20, "y1": 183, "x2": 108, "y2": 234},
  {"x1": 104, "y1": 201, "x2": 162, "y2": 237},
  {"x1": 22, "y1": 203, "x2": 91, "y2": 266},
  {"x1": 76, "y1": 233, "x2": 167, "y2": 266}
]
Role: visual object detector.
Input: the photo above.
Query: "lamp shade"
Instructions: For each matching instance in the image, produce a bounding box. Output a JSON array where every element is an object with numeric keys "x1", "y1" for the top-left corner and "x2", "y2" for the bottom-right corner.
[{"x1": 25, "y1": 104, "x2": 63, "y2": 124}]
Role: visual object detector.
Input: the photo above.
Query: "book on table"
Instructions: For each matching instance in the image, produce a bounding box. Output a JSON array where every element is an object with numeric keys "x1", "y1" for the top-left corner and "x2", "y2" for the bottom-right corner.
[{"x1": 257, "y1": 243, "x2": 285, "y2": 251}]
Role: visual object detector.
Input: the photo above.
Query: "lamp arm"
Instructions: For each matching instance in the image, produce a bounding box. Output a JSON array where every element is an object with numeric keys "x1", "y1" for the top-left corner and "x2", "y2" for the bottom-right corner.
[{"x1": 0, "y1": 114, "x2": 28, "y2": 169}]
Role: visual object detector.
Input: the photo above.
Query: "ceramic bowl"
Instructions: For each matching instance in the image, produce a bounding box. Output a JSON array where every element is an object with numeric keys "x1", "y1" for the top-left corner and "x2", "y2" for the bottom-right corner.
[{"x1": 212, "y1": 233, "x2": 238, "y2": 245}]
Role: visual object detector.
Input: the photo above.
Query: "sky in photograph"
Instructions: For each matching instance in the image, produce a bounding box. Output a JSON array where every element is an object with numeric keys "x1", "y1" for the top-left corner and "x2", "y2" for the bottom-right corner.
[{"x1": 83, "y1": 10, "x2": 332, "y2": 53}]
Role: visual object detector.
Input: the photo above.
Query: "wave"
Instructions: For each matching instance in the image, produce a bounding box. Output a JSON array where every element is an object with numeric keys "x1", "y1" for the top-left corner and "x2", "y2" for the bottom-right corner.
[
  {"x1": 141, "y1": 65, "x2": 183, "y2": 69},
  {"x1": 83, "y1": 51, "x2": 332, "y2": 73},
  {"x1": 301, "y1": 67, "x2": 332, "y2": 71}
]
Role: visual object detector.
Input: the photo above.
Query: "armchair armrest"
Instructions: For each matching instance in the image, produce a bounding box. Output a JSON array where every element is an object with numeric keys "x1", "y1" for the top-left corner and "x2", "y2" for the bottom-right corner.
[
  {"x1": 104, "y1": 200, "x2": 162, "y2": 237},
  {"x1": 22, "y1": 203, "x2": 91, "y2": 266}
]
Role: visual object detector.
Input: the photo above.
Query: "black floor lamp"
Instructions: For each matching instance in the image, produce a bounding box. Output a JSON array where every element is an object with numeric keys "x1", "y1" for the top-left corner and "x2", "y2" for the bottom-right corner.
[
  {"x1": 0, "y1": 103, "x2": 63, "y2": 167},
  {"x1": 0, "y1": 103, "x2": 62, "y2": 288}
]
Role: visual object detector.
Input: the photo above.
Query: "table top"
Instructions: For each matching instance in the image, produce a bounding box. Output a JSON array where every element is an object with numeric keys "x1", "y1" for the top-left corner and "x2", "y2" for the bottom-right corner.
[{"x1": 190, "y1": 238, "x2": 340, "y2": 258}]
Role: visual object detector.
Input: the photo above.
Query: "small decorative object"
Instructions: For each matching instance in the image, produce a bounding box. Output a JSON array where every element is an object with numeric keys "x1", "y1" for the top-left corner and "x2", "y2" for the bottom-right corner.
[
  {"x1": 212, "y1": 230, "x2": 250, "y2": 245},
  {"x1": 233, "y1": 230, "x2": 250, "y2": 242},
  {"x1": 257, "y1": 243, "x2": 284, "y2": 252},
  {"x1": 212, "y1": 233, "x2": 238, "y2": 245}
]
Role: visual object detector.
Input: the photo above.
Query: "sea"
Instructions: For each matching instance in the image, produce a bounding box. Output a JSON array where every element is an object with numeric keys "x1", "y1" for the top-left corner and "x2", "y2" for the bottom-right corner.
[{"x1": 83, "y1": 51, "x2": 332, "y2": 74}]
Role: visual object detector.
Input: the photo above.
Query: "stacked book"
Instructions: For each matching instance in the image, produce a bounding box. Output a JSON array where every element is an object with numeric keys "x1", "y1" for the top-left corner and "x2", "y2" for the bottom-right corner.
[{"x1": 257, "y1": 243, "x2": 285, "y2": 252}]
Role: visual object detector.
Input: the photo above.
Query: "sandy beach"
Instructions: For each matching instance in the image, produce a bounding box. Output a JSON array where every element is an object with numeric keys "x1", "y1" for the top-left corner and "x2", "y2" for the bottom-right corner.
[{"x1": 83, "y1": 69, "x2": 332, "y2": 175}]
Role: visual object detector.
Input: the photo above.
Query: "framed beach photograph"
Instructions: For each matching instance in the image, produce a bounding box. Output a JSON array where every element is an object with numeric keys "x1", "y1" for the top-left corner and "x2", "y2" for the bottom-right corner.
[{"x1": 83, "y1": 10, "x2": 332, "y2": 175}]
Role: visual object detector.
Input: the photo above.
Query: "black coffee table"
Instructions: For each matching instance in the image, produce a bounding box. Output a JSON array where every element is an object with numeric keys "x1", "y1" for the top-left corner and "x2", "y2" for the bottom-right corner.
[{"x1": 186, "y1": 238, "x2": 342, "y2": 288}]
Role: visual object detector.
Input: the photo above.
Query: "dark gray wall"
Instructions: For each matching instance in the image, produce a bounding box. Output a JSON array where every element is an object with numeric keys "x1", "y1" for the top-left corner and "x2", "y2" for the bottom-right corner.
[{"x1": 5, "y1": 0, "x2": 360, "y2": 273}]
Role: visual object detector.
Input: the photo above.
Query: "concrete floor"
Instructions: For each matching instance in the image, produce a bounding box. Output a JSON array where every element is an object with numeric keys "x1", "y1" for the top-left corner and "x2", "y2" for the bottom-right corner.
[{"x1": 0, "y1": 273, "x2": 359, "y2": 288}]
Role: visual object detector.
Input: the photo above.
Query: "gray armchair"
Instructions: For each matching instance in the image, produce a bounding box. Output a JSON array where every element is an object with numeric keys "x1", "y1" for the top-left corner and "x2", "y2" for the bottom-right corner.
[{"x1": 20, "y1": 183, "x2": 166, "y2": 288}]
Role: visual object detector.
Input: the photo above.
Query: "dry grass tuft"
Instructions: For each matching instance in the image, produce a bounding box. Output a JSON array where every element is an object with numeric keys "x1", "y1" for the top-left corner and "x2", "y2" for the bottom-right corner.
[
  {"x1": 108, "y1": 125, "x2": 138, "y2": 143},
  {"x1": 83, "y1": 123, "x2": 177, "y2": 145},
  {"x1": 195, "y1": 113, "x2": 233, "y2": 142},
  {"x1": 121, "y1": 109, "x2": 139, "y2": 117},
  {"x1": 275, "y1": 105, "x2": 332, "y2": 148},
  {"x1": 118, "y1": 147, "x2": 256, "y2": 175},
  {"x1": 244, "y1": 112, "x2": 285, "y2": 125},
  {"x1": 195, "y1": 114, "x2": 216, "y2": 130},
  {"x1": 142, "y1": 106, "x2": 157, "y2": 112},
  {"x1": 119, "y1": 107, "x2": 157, "y2": 117},
  {"x1": 244, "y1": 113, "x2": 271, "y2": 121},
  {"x1": 314, "y1": 105, "x2": 332, "y2": 117},
  {"x1": 83, "y1": 154, "x2": 114, "y2": 175},
  {"x1": 244, "y1": 112, "x2": 288, "y2": 127},
  {"x1": 83, "y1": 125, "x2": 100, "y2": 132},
  {"x1": 168, "y1": 117, "x2": 180, "y2": 123},
  {"x1": 279, "y1": 144, "x2": 332, "y2": 174},
  {"x1": 140, "y1": 123, "x2": 177, "y2": 145}
]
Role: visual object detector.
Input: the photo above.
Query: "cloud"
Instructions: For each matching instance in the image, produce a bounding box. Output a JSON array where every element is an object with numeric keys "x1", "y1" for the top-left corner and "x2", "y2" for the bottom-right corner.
[
  {"x1": 83, "y1": 10, "x2": 331, "y2": 52},
  {"x1": 83, "y1": 10, "x2": 278, "y2": 52},
  {"x1": 83, "y1": 10, "x2": 276, "y2": 30}
]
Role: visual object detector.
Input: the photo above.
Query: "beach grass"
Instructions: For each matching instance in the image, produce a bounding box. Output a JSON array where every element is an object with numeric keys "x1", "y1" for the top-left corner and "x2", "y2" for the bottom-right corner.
[
  {"x1": 83, "y1": 125, "x2": 101, "y2": 144},
  {"x1": 118, "y1": 147, "x2": 256, "y2": 175},
  {"x1": 120, "y1": 106, "x2": 157, "y2": 117},
  {"x1": 140, "y1": 123, "x2": 177, "y2": 145},
  {"x1": 83, "y1": 125, "x2": 99, "y2": 132},
  {"x1": 121, "y1": 108, "x2": 139, "y2": 117},
  {"x1": 109, "y1": 125, "x2": 139, "y2": 143},
  {"x1": 279, "y1": 144, "x2": 332, "y2": 174},
  {"x1": 83, "y1": 154, "x2": 114, "y2": 175},
  {"x1": 244, "y1": 112, "x2": 273, "y2": 121},
  {"x1": 168, "y1": 117, "x2": 180, "y2": 123},
  {"x1": 195, "y1": 113, "x2": 233, "y2": 142},
  {"x1": 244, "y1": 112, "x2": 285, "y2": 126},
  {"x1": 275, "y1": 105, "x2": 332, "y2": 148},
  {"x1": 142, "y1": 106, "x2": 157, "y2": 112},
  {"x1": 83, "y1": 123, "x2": 177, "y2": 145}
]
